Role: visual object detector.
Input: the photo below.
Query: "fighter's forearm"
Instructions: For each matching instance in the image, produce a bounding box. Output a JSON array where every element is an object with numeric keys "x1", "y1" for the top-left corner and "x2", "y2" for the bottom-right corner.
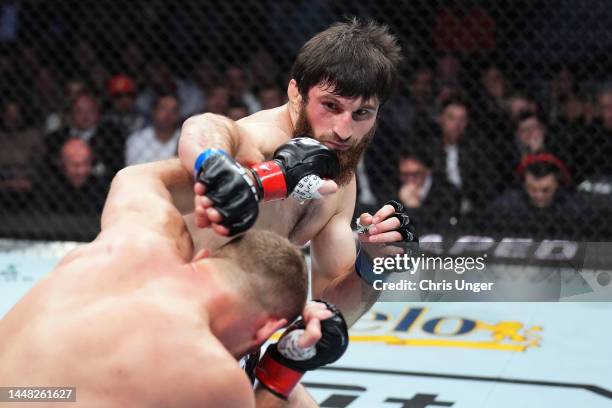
[
  {"x1": 101, "y1": 159, "x2": 194, "y2": 228},
  {"x1": 316, "y1": 269, "x2": 380, "y2": 327},
  {"x1": 178, "y1": 113, "x2": 242, "y2": 174}
]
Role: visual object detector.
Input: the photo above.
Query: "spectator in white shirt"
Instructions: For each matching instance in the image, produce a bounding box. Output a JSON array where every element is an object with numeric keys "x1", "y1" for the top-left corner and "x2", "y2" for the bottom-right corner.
[{"x1": 125, "y1": 94, "x2": 181, "y2": 166}]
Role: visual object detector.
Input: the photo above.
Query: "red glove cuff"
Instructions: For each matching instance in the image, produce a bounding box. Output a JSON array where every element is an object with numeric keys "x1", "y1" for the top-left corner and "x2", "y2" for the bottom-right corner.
[
  {"x1": 254, "y1": 352, "x2": 303, "y2": 399},
  {"x1": 251, "y1": 161, "x2": 287, "y2": 201}
]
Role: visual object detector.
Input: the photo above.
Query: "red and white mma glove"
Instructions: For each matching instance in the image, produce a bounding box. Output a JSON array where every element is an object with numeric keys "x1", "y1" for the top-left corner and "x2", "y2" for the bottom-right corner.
[
  {"x1": 254, "y1": 300, "x2": 349, "y2": 400},
  {"x1": 195, "y1": 137, "x2": 340, "y2": 235},
  {"x1": 250, "y1": 136, "x2": 340, "y2": 201}
]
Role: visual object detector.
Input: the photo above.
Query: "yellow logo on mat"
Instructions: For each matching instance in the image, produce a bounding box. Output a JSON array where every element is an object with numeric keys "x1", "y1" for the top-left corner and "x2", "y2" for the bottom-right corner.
[{"x1": 348, "y1": 307, "x2": 542, "y2": 352}]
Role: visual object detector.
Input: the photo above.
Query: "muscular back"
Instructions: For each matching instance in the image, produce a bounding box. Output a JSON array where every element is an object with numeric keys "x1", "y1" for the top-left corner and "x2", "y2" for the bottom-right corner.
[{"x1": 0, "y1": 231, "x2": 248, "y2": 408}]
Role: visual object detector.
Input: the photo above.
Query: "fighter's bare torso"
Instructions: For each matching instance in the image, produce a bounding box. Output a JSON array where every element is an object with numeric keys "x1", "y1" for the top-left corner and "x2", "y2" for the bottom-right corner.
[{"x1": 0, "y1": 230, "x2": 238, "y2": 408}]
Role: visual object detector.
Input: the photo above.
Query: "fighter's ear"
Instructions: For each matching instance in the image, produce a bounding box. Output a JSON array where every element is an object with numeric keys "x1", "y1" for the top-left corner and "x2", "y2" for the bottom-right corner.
[
  {"x1": 287, "y1": 79, "x2": 301, "y2": 106},
  {"x1": 193, "y1": 248, "x2": 211, "y2": 262},
  {"x1": 254, "y1": 316, "x2": 287, "y2": 345}
]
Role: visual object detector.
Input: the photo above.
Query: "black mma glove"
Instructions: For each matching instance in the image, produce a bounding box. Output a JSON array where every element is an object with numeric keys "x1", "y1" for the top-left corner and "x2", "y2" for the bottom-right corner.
[
  {"x1": 195, "y1": 149, "x2": 260, "y2": 236},
  {"x1": 385, "y1": 200, "x2": 418, "y2": 243},
  {"x1": 254, "y1": 300, "x2": 349, "y2": 400},
  {"x1": 249, "y1": 136, "x2": 340, "y2": 201},
  {"x1": 194, "y1": 138, "x2": 340, "y2": 235},
  {"x1": 355, "y1": 200, "x2": 419, "y2": 284}
]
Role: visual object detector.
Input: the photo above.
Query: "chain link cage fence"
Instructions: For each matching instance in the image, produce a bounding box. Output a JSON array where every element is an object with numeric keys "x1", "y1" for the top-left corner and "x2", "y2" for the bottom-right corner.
[{"x1": 1, "y1": 0, "x2": 612, "y2": 241}]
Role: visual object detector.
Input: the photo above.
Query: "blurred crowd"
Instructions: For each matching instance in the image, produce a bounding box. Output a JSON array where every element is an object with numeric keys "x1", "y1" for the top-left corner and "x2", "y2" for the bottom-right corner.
[
  {"x1": 1, "y1": 1, "x2": 612, "y2": 240},
  {"x1": 0, "y1": 40, "x2": 287, "y2": 223},
  {"x1": 361, "y1": 54, "x2": 612, "y2": 239}
]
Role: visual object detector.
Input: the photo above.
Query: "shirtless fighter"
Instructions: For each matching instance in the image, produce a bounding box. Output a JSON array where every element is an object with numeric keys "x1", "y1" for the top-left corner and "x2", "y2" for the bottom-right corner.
[
  {"x1": 0, "y1": 159, "x2": 349, "y2": 407},
  {"x1": 179, "y1": 19, "x2": 418, "y2": 325}
]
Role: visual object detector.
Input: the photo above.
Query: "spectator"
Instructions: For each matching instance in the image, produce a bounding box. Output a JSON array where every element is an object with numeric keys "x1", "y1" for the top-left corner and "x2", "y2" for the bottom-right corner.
[
  {"x1": 136, "y1": 61, "x2": 204, "y2": 120},
  {"x1": 514, "y1": 111, "x2": 547, "y2": 157},
  {"x1": 257, "y1": 85, "x2": 285, "y2": 110},
  {"x1": 430, "y1": 97, "x2": 505, "y2": 211},
  {"x1": 434, "y1": 54, "x2": 461, "y2": 90},
  {"x1": 45, "y1": 92, "x2": 124, "y2": 179},
  {"x1": 432, "y1": 97, "x2": 469, "y2": 189},
  {"x1": 103, "y1": 74, "x2": 147, "y2": 137},
  {"x1": 379, "y1": 66, "x2": 434, "y2": 142},
  {"x1": 204, "y1": 85, "x2": 230, "y2": 115},
  {"x1": 571, "y1": 87, "x2": 612, "y2": 182},
  {"x1": 513, "y1": 110, "x2": 577, "y2": 177},
  {"x1": 32, "y1": 67, "x2": 64, "y2": 133},
  {"x1": 505, "y1": 92, "x2": 537, "y2": 122},
  {"x1": 472, "y1": 65, "x2": 510, "y2": 131},
  {"x1": 248, "y1": 51, "x2": 283, "y2": 89},
  {"x1": 0, "y1": 100, "x2": 43, "y2": 204},
  {"x1": 192, "y1": 60, "x2": 221, "y2": 95},
  {"x1": 225, "y1": 65, "x2": 261, "y2": 113},
  {"x1": 191, "y1": 59, "x2": 222, "y2": 111},
  {"x1": 367, "y1": 67, "x2": 440, "y2": 204},
  {"x1": 226, "y1": 100, "x2": 249, "y2": 121},
  {"x1": 120, "y1": 42, "x2": 146, "y2": 81},
  {"x1": 546, "y1": 67, "x2": 577, "y2": 125},
  {"x1": 72, "y1": 40, "x2": 98, "y2": 78},
  {"x1": 89, "y1": 62, "x2": 111, "y2": 104},
  {"x1": 396, "y1": 149, "x2": 461, "y2": 232},
  {"x1": 34, "y1": 138, "x2": 107, "y2": 215},
  {"x1": 490, "y1": 154, "x2": 584, "y2": 237},
  {"x1": 125, "y1": 94, "x2": 180, "y2": 165}
]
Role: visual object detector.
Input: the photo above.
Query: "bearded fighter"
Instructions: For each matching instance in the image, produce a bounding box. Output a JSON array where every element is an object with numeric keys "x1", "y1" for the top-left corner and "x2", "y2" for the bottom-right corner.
[
  {"x1": 174, "y1": 19, "x2": 418, "y2": 407},
  {"x1": 179, "y1": 19, "x2": 417, "y2": 324}
]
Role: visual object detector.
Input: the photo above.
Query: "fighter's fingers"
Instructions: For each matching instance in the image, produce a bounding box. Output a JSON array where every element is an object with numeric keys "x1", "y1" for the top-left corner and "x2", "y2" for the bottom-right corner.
[
  {"x1": 302, "y1": 302, "x2": 331, "y2": 321},
  {"x1": 317, "y1": 179, "x2": 338, "y2": 196},
  {"x1": 359, "y1": 212, "x2": 374, "y2": 227},
  {"x1": 361, "y1": 230, "x2": 403, "y2": 243},
  {"x1": 298, "y1": 317, "x2": 322, "y2": 349},
  {"x1": 194, "y1": 182, "x2": 206, "y2": 195},
  {"x1": 305, "y1": 308, "x2": 333, "y2": 323},
  {"x1": 195, "y1": 212, "x2": 210, "y2": 228},
  {"x1": 195, "y1": 195, "x2": 214, "y2": 210},
  {"x1": 211, "y1": 223, "x2": 230, "y2": 236},
  {"x1": 368, "y1": 216, "x2": 400, "y2": 235},
  {"x1": 206, "y1": 207, "x2": 223, "y2": 223},
  {"x1": 372, "y1": 204, "x2": 396, "y2": 224}
]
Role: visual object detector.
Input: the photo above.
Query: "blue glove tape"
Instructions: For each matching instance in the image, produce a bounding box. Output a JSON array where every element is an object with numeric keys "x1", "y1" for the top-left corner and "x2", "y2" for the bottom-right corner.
[{"x1": 194, "y1": 148, "x2": 229, "y2": 174}]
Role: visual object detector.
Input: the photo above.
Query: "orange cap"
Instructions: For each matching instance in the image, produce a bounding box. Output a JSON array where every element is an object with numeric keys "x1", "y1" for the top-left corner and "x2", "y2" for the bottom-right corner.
[{"x1": 108, "y1": 74, "x2": 136, "y2": 96}]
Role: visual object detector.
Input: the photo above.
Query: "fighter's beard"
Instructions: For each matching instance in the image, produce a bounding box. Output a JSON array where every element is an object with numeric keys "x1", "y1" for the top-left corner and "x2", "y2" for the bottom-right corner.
[{"x1": 293, "y1": 102, "x2": 375, "y2": 186}]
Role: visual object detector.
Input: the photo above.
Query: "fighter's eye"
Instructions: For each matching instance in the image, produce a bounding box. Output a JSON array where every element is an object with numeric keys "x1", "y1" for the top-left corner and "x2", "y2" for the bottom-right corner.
[
  {"x1": 322, "y1": 102, "x2": 338, "y2": 111},
  {"x1": 353, "y1": 109, "x2": 372, "y2": 120}
]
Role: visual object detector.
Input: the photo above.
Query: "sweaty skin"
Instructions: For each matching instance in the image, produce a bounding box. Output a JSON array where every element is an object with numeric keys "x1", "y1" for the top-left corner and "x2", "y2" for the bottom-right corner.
[
  {"x1": 180, "y1": 82, "x2": 403, "y2": 327},
  {"x1": 0, "y1": 160, "x2": 326, "y2": 408}
]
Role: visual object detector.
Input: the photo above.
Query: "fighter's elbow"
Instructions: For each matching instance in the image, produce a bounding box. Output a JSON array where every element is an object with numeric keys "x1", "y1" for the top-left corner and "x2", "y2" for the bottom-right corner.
[{"x1": 111, "y1": 165, "x2": 144, "y2": 190}]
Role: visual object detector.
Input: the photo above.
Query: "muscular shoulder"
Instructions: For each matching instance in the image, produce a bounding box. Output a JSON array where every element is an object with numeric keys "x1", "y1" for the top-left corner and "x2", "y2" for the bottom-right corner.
[
  {"x1": 238, "y1": 105, "x2": 293, "y2": 157},
  {"x1": 63, "y1": 229, "x2": 185, "y2": 270}
]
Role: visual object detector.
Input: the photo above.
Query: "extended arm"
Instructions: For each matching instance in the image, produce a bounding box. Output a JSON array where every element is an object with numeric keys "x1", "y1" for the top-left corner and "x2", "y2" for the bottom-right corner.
[{"x1": 100, "y1": 159, "x2": 195, "y2": 259}]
